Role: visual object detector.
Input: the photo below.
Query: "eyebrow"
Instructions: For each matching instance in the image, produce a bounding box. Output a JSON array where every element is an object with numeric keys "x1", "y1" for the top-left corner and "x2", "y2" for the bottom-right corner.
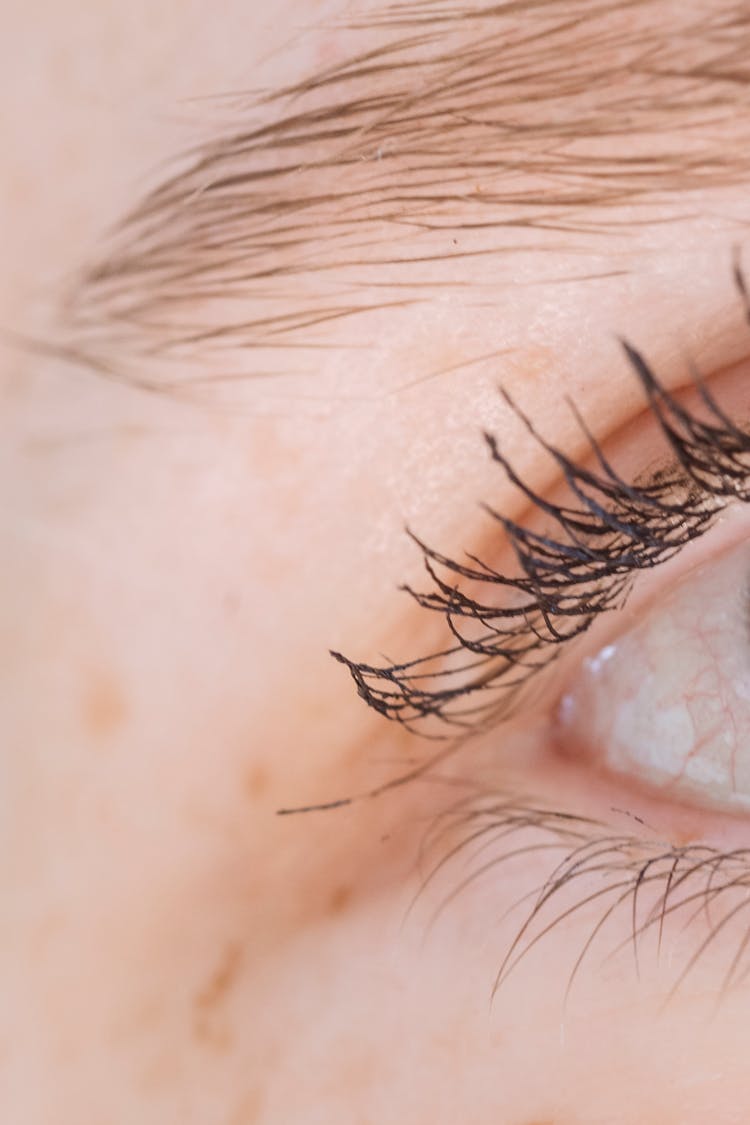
[{"x1": 60, "y1": 0, "x2": 750, "y2": 385}]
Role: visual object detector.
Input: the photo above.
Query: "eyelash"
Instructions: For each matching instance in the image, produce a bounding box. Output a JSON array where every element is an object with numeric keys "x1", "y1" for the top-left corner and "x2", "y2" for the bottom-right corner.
[
  {"x1": 332, "y1": 274, "x2": 750, "y2": 735},
  {"x1": 318, "y1": 261, "x2": 750, "y2": 1001},
  {"x1": 422, "y1": 793, "x2": 750, "y2": 1006}
]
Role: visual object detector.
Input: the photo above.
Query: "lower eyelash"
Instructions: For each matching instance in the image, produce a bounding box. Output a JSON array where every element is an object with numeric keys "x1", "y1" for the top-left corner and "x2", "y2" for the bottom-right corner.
[{"x1": 419, "y1": 794, "x2": 750, "y2": 1007}]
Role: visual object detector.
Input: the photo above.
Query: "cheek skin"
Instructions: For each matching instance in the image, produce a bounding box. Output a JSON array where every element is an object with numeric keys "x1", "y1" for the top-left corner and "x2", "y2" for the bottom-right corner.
[{"x1": 241, "y1": 807, "x2": 750, "y2": 1125}]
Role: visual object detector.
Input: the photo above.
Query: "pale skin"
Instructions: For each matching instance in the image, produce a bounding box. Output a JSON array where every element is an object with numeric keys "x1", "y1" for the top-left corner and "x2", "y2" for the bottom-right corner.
[{"x1": 6, "y1": 2, "x2": 750, "y2": 1122}]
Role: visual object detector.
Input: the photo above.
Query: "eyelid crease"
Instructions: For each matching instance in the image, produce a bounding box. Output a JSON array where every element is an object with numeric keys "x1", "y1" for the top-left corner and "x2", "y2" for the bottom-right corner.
[{"x1": 332, "y1": 265, "x2": 750, "y2": 737}]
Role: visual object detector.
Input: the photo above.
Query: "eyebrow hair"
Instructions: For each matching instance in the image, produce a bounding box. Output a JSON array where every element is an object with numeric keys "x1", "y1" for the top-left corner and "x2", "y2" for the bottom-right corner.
[{"x1": 61, "y1": 0, "x2": 750, "y2": 384}]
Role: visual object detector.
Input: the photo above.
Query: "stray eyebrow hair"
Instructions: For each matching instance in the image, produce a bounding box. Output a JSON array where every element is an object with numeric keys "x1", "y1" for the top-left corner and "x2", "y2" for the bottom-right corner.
[
  {"x1": 61, "y1": 0, "x2": 750, "y2": 382},
  {"x1": 331, "y1": 287, "x2": 750, "y2": 735}
]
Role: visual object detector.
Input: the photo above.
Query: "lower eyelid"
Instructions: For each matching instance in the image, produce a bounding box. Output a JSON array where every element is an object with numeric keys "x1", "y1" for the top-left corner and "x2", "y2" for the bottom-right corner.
[{"x1": 420, "y1": 781, "x2": 750, "y2": 1004}]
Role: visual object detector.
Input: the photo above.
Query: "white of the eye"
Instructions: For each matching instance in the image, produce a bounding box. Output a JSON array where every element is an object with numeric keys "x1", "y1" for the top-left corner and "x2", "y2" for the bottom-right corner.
[{"x1": 556, "y1": 543, "x2": 750, "y2": 812}]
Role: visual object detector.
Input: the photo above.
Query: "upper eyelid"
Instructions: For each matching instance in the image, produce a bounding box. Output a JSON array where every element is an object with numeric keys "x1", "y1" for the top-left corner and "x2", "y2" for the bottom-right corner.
[{"x1": 332, "y1": 274, "x2": 750, "y2": 736}]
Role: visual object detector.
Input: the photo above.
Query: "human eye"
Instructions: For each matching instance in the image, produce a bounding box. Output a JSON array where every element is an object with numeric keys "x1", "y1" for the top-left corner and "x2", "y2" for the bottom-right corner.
[{"x1": 332, "y1": 262, "x2": 750, "y2": 1000}]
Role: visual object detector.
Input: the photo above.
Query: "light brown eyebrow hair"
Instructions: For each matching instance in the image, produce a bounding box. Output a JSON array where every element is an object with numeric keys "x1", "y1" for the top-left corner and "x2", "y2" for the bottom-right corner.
[{"x1": 58, "y1": 0, "x2": 750, "y2": 387}]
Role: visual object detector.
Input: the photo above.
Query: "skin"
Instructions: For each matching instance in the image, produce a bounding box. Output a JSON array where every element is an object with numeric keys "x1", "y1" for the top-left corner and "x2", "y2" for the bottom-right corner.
[{"x1": 5, "y1": 2, "x2": 750, "y2": 1122}]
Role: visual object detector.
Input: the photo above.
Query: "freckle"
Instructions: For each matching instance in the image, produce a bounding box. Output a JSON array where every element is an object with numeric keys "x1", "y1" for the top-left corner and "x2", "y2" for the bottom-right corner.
[
  {"x1": 82, "y1": 670, "x2": 128, "y2": 739},
  {"x1": 505, "y1": 345, "x2": 555, "y2": 384},
  {"x1": 328, "y1": 884, "x2": 353, "y2": 915},
  {"x1": 140, "y1": 1046, "x2": 180, "y2": 1092},
  {"x1": 229, "y1": 1088, "x2": 265, "y2": 1125},
  {"x1": 193, "y1": 944, "x2": 243, "y2": 1050},
  {"x1": 223, "y1": 591, "x2": 242, "y2": 616},
  {"x1": 245, "y1": 765, "x2": 270, "y2": 800},
  {"x1": 195, "y1": 944, "x2": 243, "y2": 1015}
]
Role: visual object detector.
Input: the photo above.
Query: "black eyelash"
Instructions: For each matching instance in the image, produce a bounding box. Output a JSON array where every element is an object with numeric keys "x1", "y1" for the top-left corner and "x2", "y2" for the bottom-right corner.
[
  {"x1": 332, "y1": 273, "x2": 750, "y2": 735},
  {"x1": 420, "y1": 794, "x2": 750, "y2": 1006}
]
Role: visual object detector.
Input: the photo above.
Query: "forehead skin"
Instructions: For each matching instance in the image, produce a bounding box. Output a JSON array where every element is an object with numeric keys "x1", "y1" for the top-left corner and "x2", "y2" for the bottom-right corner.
[{"x1": 4, "y1": 2, "x2": 750, "y2": 1122}]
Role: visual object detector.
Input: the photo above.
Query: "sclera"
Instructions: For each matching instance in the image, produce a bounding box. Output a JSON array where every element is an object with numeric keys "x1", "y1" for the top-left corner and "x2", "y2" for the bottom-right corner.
[{"x1": 556, "y1": 542, "x2": 750, "y2": 813}]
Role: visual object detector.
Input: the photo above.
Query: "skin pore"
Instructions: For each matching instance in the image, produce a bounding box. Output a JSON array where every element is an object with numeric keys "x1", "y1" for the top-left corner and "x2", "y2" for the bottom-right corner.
[{"x1": 6, "y1": 1, "x2": 750, "y2": 1122}]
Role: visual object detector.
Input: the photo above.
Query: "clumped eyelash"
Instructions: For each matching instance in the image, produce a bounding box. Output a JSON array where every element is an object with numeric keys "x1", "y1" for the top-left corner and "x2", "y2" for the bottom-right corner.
[
  {"x1": 332, "y1": 268, "x2": 750, "y2": 736},
  {"x1": 421, "y1": 794, "x2": 750, "y2": 1006}
]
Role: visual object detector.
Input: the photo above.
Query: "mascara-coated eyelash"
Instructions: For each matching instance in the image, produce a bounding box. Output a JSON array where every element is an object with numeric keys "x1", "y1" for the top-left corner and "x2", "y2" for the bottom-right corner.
[{"x1": 332, "y1": 271, "x2": 750, "y2": 735}]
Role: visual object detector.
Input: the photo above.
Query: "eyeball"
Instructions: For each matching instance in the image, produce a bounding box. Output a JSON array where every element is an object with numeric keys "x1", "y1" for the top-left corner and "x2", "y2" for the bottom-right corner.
[{"x1": 555, "y1": 539, "x2": 750, "y2": 814}]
